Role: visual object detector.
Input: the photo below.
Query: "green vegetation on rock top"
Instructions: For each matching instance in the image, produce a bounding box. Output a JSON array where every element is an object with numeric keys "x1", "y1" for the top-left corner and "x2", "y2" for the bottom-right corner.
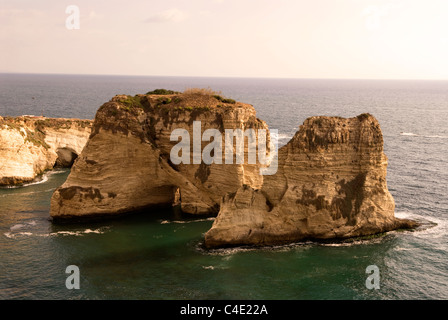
[
  {"x1": 213, "y1": 95, "x2": 236, "y2": 104},
  {"x1": 146, "y1": 89, "x2": 180, "y2": 95}
]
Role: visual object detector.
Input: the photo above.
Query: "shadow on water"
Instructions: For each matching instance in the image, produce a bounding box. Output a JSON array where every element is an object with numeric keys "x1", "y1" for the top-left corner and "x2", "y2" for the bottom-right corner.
[
  {"x1": 48, "y1": 205, "x2": 216, "y2": 264},
  {"x1": 44, "y1": 206, "x2": 219, "y2": 299},
  {"x1": 50, "y1": 204, "x2": 213, "y2": 225}
]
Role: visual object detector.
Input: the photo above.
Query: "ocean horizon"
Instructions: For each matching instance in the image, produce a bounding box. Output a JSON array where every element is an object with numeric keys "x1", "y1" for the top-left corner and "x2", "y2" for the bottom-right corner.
[{"x1": 0, "y1": 73, "x2": 447, "y2": 300}]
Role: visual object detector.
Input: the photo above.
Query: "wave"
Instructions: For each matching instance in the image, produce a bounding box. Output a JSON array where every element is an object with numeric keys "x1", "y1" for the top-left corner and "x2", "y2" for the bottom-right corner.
[
  {"x1": 1, "y1": 175, "x2": 49, "y2": 189},
  {"x1": 400, "y1": 132, "x2": 448, "y2": 139},
  {"x1": 199, "y1": 229, "x2": 418, "y2": 255},
  {"x1": 202, "y1": 265, "x2": 215, "y2": 270},
  {"x1": 201, "y1": 265, "x2": 230, "y2": 270},
  {"x1": 4, "y1": 232, "x2": 33, "y2": 238},
  {"x1": 9, "y1": 224, "x2": 27, "y2": 231},
  {"x1": 0, "y1": 188, "x2": 56, "y2": 198},
  {"x1": 277, "y1": 133, "x2": 293, "y2": 141},
  {"x1": 4, "y1": 227, "x2": 110, "y2": 239},
  {"x1": 318, "y1": 238, "x2": 386, "y2": 247},
  {"x1": 50, "y1": 228, "x2": 108, "y2": 236},
  {"x1": 393, "y1": 247, "x2": 412, "y2": 252},
  {"x1": 400, "y1": 132, "x2": 418, "y2": 136},
  {"x1": 395, "y1": 211, "x2": 444, "y2": 239},
  {"x1": 21, "y1": 175, "x2": 49, "y2": 187},
  {"x1": 198, "y1": 241, "x2": 313, "y2": 256},
  {"x1": 9, "y1": 220, "x2": 37, "y2": 231},
  {"x1": 198, "y1": 212, "x2": 441, "y2": 255},
  {"x1": 270, "y1": 132, "x2": 288, "y2": 138},
  {"x1": 1, "y1": 169, "x2": 68, "y2": 190},
  {"x1": 160, "y1": 217, "x2": 215, "y2": 224}
]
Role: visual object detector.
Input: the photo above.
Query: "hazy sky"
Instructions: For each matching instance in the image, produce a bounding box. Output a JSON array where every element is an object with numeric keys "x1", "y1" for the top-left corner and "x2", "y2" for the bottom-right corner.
[{"x1": 1, "y1": 0, "x2": 448, "y2": 79}]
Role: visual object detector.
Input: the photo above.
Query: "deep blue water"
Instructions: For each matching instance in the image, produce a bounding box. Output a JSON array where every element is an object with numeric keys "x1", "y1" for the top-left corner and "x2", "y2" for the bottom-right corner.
[{"x1": 0, "y1": 73, "x2": 447, "y2": 299}]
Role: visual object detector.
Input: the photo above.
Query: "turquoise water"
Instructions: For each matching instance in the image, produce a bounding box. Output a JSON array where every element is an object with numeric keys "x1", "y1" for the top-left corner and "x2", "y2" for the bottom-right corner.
[
  {"x1": 0, "y1": 75, "x2": 447, "y2": 299},
  {"x1": 0, "y1": 170, "x2": 440, "y2": 300}
]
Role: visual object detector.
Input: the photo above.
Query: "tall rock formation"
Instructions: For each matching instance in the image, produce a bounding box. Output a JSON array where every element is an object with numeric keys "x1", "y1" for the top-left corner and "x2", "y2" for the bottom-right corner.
[
  {"x1": 50, "y1": 91, "x2": 269, "y2": 218},
  {"x1": 205, "y1": 115, "x2": 417, "y2": 247},
  {"x1": 48, "y1": 90, "x2": 417, "y2": 246},
  {"x1": 0, "y1": 116, "x2": 92, "y2": 186}
]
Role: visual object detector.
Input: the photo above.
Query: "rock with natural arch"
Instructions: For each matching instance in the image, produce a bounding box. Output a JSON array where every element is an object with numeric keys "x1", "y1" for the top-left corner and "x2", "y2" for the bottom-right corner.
[
  {"x1": 0, "y1": 116, "x2": 92, "y2": 186},
  {"x1": 49, "y1": 92, "x2": 418, "y2": 247}
]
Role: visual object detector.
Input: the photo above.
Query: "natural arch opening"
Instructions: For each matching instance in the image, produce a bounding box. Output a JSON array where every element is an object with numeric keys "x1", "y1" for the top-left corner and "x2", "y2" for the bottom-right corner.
[
  {"x1": 142, "y1": 185, "x2": 184, "y2": 219},
  {"x1": 54, "y1": 148, "x2": 78, "y2": 168}
]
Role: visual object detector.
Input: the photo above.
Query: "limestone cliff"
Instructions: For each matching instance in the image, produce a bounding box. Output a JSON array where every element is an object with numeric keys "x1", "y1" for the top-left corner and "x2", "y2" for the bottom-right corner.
[
  {"x1": 50, "y1": 91, "x2": 269, "y2": 218},
  {"x1": 204, "y1": 115, "x2": 417, "y2": 247},
  {"x1": 48, "y1": 90, "x2": 417, "y2": 247},
  {"x1": 0, "y1": 116, "x2": 92, "y2": 186}
]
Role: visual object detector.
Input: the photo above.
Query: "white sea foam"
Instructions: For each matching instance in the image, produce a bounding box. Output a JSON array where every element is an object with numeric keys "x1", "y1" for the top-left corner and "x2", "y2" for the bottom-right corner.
[
  {"x1": 277, "y1": 133, "x2": 293, "y2": 141},
  {"x1": 0, "y1": 188, "x2": 56, "y2": 197},
  {"x1": 319, "y1": 237, "x2": 387, "y2": 247},
  {"x1": 4, "y1": 231, "x2": 33, "y2": 239},
  {"x1": 10, "y1": 224, "x2": 26, "y2": 231},
  {"x1": 17, "y1": 232, "x2": 33, "y2": 236},
  {"x1": 4, "y1": 175, "x2": 49, "y2": 189},
  {"x1": 395, "y1": 211, "x2": 443, "y2": 238},
  {"x1": 9, "y1": 220, "x2": 38, "y2": 231},
  {"x1": 4, "y1": 226, "x2": 110, "y2": 239},
  {"x1": 202, "y1": 266, "x2": 215, "y2": 270},
  {"x1": 393, "y1": 247, "x2": 412, "y2": 252},
  {"x1": 196, "y1": 211, "x2": 442, "y2": 255},
  {"x1": 400, "y1": 132, "x2": 418, "y2": 136},
  {"x1": 395, "y1": 211, "x2": 430, "y2": 224},
  {"x1": 400, "y1": 132, "x2": 448, "y2": 139},
  {"x1": 49, "y1": 227, "x2": 109, "y2": 237},
  {"x1": 200, "y1": 241, "x2": 313, "y2": 256},
  {"x1": 21, "y1": 175, "x2": 49, "y2": 187},
  {"x1": 201, "y1": 265, "x2": 230, "y2": 270},
  {"x1": 204, "y1": 246, "x2": 256, "y2": 256},
  {"x1": 160, "y1": 217, "x2": 215, "y2": 224},
  {"x1": 319, "y1": 242, "x2": 360, "y2": 247},
  {"x1": 1, "y1": 169, "x2": 67, "y2": 190}
]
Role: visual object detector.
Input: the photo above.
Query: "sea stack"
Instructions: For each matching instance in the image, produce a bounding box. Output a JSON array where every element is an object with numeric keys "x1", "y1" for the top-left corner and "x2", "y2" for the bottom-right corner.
[
  {"x1": 48, "y1": 90, "x2": 417, "y2": 246},
  {"x1": 50, "y1": 90, "x2": 269, "y2": 218},
  {"x1": 204, "y1": 114, "x2": 417, "y2": 247}
]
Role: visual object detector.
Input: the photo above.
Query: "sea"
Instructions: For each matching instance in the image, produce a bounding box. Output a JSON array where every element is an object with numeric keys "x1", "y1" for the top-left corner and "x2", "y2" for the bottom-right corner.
[{"x1": 0, "y1": 73, "x2": 447, "y2": 300}]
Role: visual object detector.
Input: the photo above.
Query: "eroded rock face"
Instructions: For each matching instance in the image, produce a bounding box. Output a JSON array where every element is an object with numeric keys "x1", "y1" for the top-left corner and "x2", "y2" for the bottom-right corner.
[
  {"x1": 48, "y1": 92, "x2": 417, "y2": 247},
  {"x1": 204, "y1": 115, "x2": 418, "y2": 247},
  {"x1": 0, "y1": 116, "x2": 92, "y2": 186},
  {"x1": 50, "y1": 93, "x2": 269, "y2": 219}
]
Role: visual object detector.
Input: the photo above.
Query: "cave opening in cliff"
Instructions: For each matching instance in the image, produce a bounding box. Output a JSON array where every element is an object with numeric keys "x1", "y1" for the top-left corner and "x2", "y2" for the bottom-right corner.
[{"x1": 54, "y1": 148, "x2": 78, "y2": 168}]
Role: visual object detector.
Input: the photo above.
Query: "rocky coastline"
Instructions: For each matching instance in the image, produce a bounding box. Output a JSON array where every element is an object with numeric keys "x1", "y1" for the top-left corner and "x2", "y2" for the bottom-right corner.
[
  {"x1": 1, "y1": 90, "x2": 418, "y2": 247},
  {"x1": 0, "y1": 115, "x2": 92, "y2": 186}
]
